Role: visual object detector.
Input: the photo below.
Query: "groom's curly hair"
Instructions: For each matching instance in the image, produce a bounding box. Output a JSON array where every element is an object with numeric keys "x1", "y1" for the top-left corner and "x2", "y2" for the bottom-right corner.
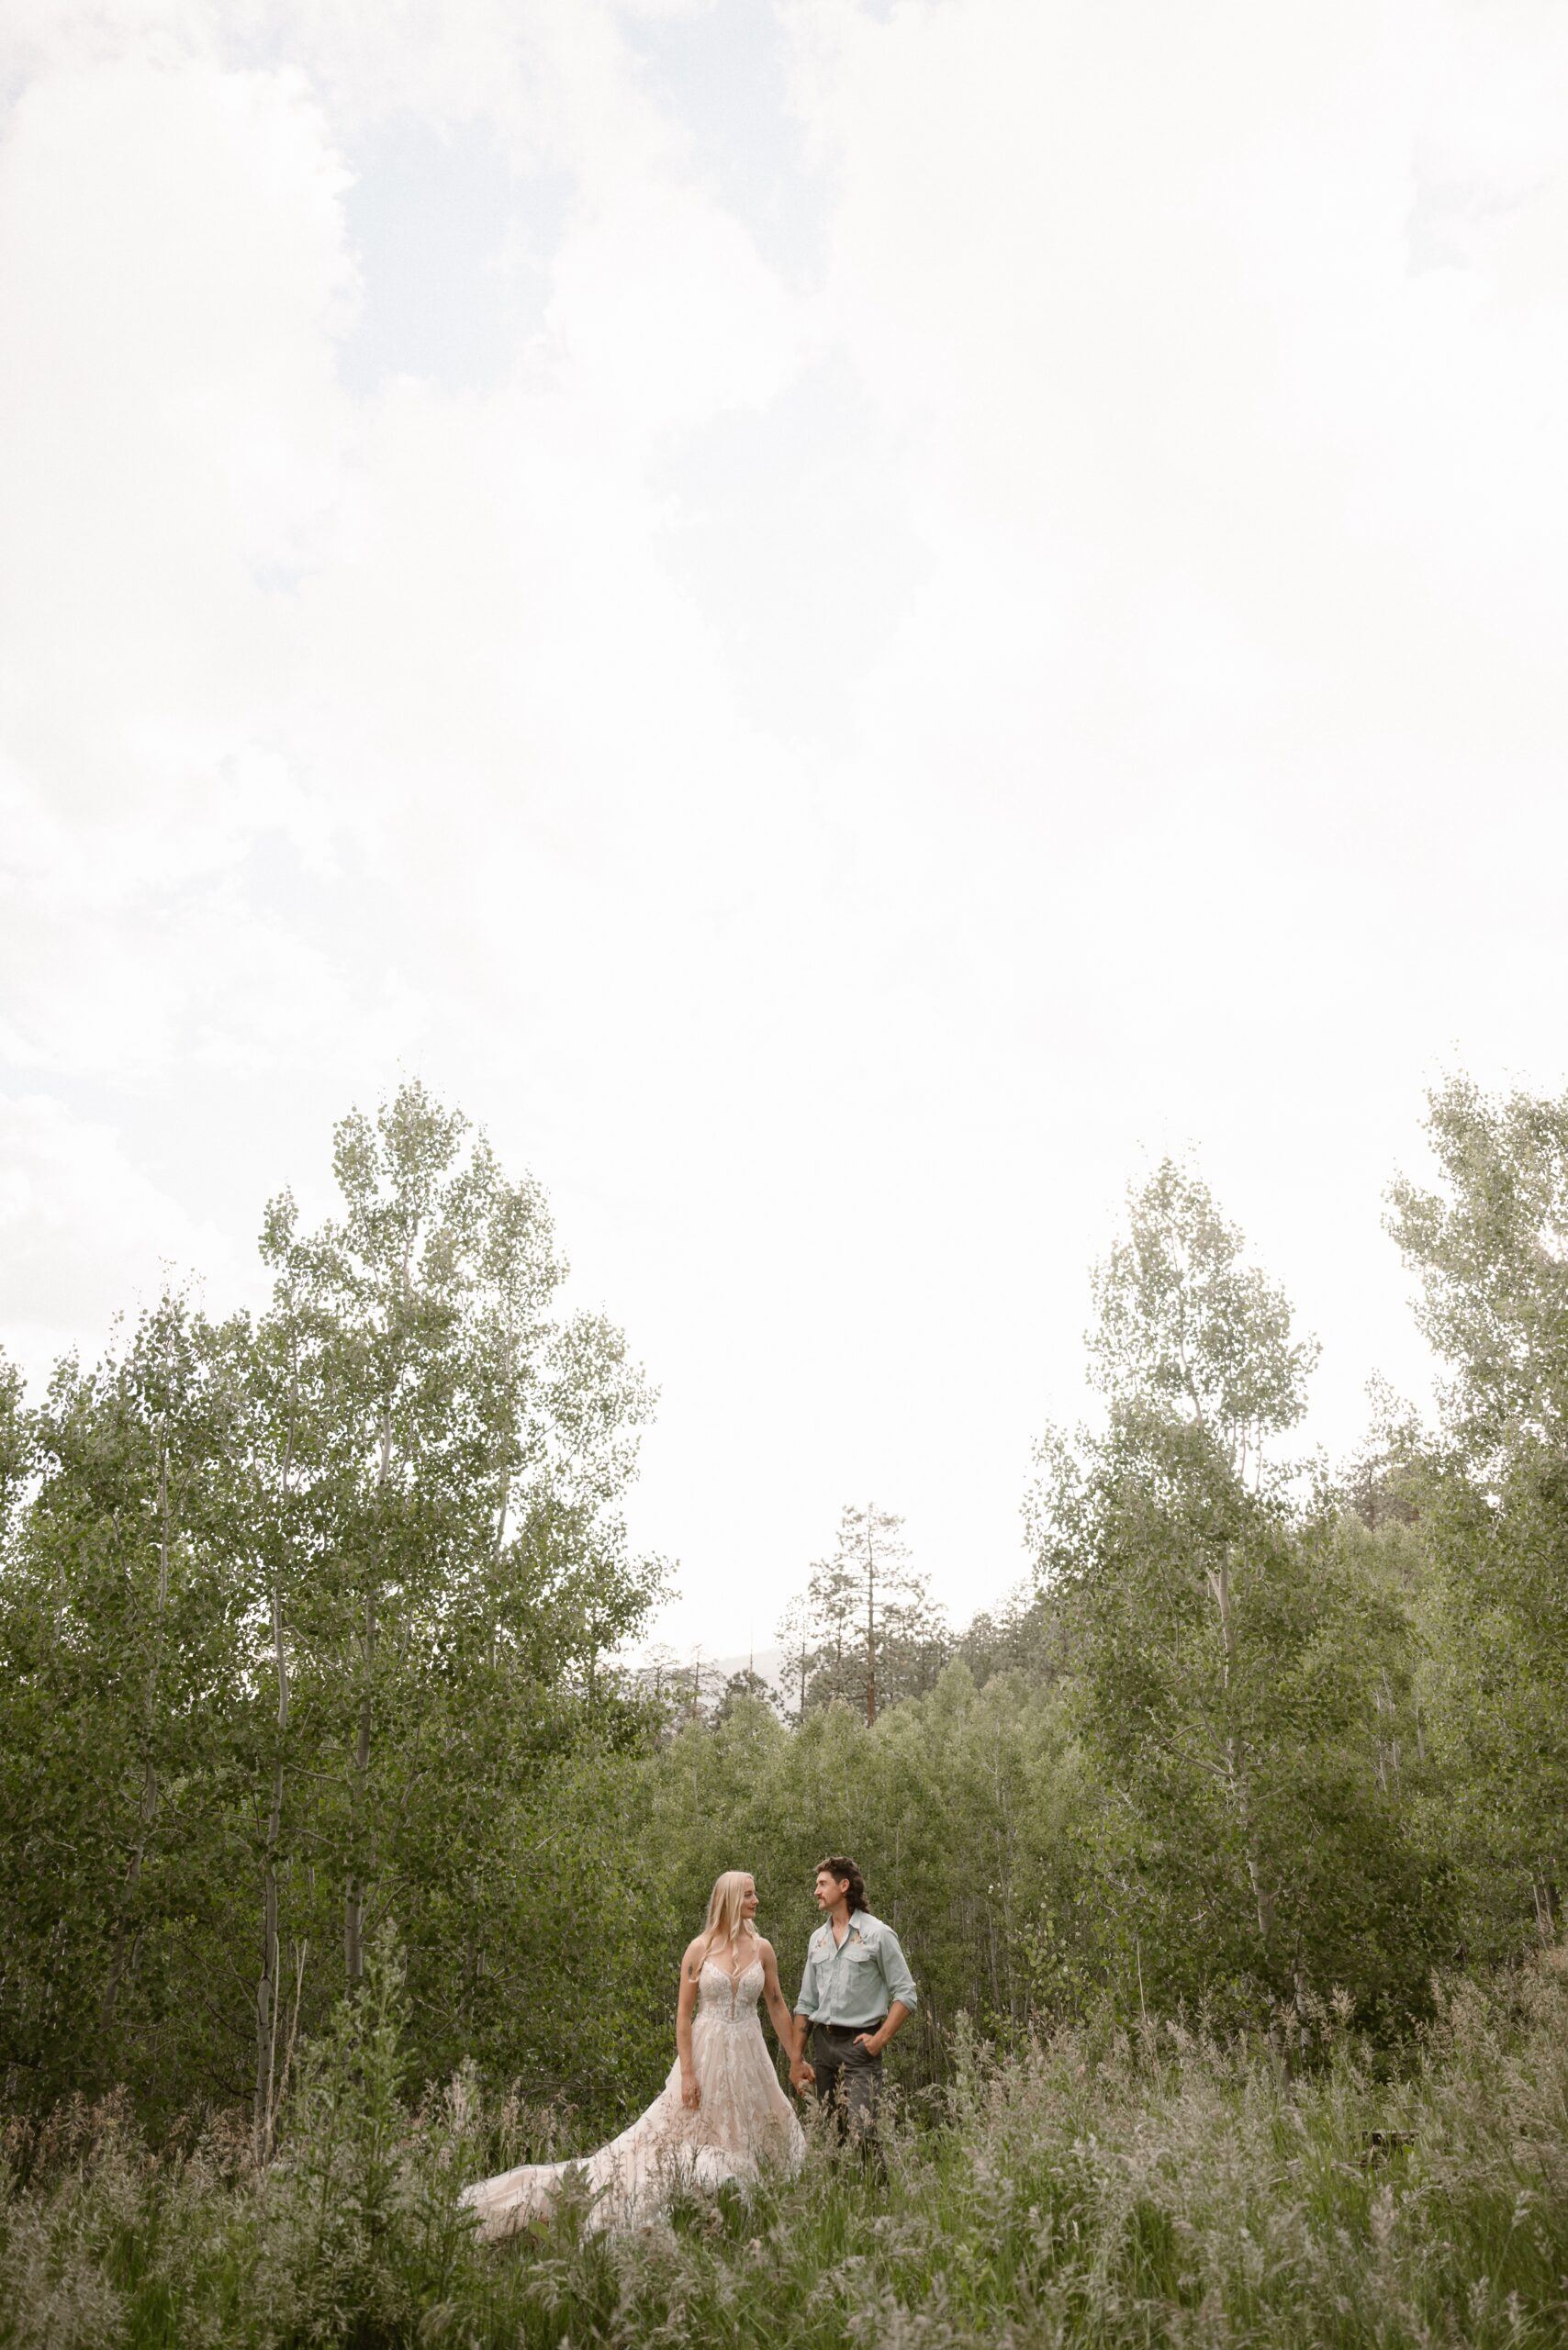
[{"x1": 815, "y1": 1855, "x2": 868, "y2": 1913}]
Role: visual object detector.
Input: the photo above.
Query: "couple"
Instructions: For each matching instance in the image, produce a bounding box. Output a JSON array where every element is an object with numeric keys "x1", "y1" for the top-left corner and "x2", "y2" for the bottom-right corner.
[{"x1": 462, "y1": 1855, "x2": 918, "y2": 2237}]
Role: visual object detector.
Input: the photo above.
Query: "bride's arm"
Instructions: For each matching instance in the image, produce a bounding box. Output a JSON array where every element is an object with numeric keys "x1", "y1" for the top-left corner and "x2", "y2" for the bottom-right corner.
[
  {"x1": 756, "y1": 1941, "x2": 798, "y2": 2052},
  {"x1": 677, "y1": 1937, "x2": 704, "y2": 2109}
]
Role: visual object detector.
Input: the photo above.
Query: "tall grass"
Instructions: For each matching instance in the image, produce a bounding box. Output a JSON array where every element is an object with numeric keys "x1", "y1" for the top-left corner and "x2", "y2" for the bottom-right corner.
[{"x1": 3, "y1": 1943, "x2": 1565, "y2": 2348}]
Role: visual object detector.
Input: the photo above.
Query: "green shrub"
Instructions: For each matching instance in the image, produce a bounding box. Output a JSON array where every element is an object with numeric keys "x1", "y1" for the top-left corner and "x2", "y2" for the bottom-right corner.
[{"x1": 2, "y1": 1946, "x2": 1565, "y2": 2347}]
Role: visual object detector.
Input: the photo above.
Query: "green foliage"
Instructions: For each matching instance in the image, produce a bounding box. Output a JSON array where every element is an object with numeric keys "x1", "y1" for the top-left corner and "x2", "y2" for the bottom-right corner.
[
  {"x1": 777, "y1": 1503, "x2": 948, "y2": 1726},
  {"x1": 6, "y1": 1072, "x2": 1568, "y2": 2347},
  {"x1": 639, "y1": 1669, "x2": 1092, "y2": 2074},
  {"x1": 0, "y1": 1087, "x2": 666, "y2": 2136},
  {"x1": 1388, "y1": 1075, "x2": 1568, "y2": 1953},
  {"x1": 3, "y1": 1944, "x2": 1566, "y2": 2346},
  {"x1": 1086, "y1": 1158, "x2": 1318, "y2": 1481},
  {"x1": 0, "y1": 1350, "x2": 33, "y2": 1542},
  {"x1": 1387, "y1": 1076, "x2": 1568, "y2": 1460},
  {"x1": 252, "y1": 1929, "x2": 478, "y2": 2343},
  {"x1": 0, "y1": 1301, "x2": 257, "y2": 2111},
  {"x1": 1027, "y1": 1163, "x2": 1448, "y2": 2027}
]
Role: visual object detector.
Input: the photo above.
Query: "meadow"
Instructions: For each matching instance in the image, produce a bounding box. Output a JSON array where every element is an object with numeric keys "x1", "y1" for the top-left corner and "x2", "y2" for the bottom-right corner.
[{"x1": 4, "y1": 1939, "x2": 1566, "y2": 2349}]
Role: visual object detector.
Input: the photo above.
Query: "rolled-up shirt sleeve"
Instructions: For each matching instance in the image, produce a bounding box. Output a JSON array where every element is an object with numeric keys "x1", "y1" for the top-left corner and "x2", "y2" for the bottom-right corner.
[
  {"x1": 794, "y1": 1943, "x2": 820, "y2": 2018},
  {"x1": 877, "y1": 1926, "x2": 918, "y2": 2012}
]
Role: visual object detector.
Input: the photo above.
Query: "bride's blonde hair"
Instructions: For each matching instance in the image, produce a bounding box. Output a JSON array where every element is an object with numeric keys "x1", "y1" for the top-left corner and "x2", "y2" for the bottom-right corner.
[{"x1": 702, "y1": 1870, "x2": 754, "y2": 1952}]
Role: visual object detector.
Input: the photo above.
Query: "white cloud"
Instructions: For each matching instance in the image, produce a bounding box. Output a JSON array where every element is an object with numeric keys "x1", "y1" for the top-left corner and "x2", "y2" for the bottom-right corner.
[
  {"x1": 2, "y1": 0, "x2": 1567, "y2": 1655},
  {"x1": 0, "y1": 52, "x2": 353, "y2": 822},
  {"x1": 0, "y1": 1092, "x2": 243, "y2": 1364},
  {"x1": 546, "y1": 183, "x2": 802, "y2": 431}
]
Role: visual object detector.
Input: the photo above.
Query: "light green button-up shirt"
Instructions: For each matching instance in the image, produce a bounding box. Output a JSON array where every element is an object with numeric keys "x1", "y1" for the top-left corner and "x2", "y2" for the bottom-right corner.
[{"x1": 793, "y1": 1909, "x2": 919, "y2": 2028}]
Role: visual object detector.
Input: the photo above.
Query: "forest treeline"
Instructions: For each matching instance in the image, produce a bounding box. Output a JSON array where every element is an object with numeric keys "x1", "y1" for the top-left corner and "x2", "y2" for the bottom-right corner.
[{"x1": 1, "y1": 1076, "x2": 1565, "y2": 2150}]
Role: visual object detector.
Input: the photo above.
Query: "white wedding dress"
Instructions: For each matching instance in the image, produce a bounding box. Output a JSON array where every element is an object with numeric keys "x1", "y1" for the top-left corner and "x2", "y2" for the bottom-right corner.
[{"x1": 461, "y1": 1949, "x2": 805, "y2": 2237}]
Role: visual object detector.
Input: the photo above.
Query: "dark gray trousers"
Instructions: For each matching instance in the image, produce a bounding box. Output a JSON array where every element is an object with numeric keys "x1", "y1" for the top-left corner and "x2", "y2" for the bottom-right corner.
[{"x1": 809, "y1": 2020, "x2": 886, "y2": 2152}]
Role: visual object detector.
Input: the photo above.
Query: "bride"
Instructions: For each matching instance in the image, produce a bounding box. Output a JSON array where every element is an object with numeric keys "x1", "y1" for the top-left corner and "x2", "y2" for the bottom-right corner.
[{"x1": 461, "y1": 1870, "x2": 806, "y2": 2237}]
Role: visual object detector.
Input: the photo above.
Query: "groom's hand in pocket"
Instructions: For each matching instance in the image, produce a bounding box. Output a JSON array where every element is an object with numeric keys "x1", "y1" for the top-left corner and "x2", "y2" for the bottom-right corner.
[{"x1": 852, "y1": 2031, "x2": 883, "y2": 2056}]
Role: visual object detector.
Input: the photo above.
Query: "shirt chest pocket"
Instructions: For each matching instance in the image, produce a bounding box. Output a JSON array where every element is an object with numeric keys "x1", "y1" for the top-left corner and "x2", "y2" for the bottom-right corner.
[{"x1": 844, "y1": 1945, "x2": 878, "y2": 1967}]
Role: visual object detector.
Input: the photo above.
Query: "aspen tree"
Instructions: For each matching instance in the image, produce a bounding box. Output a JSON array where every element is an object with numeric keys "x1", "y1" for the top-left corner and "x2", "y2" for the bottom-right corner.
[{"x1": 1028, "y1": 1164, "x2": 1435, "y2": 2020}]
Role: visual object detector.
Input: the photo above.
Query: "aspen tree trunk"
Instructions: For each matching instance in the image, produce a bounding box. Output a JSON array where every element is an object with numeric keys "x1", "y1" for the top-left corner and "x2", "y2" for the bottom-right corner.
[
  {"x1": 1206, "y1": 1544, "x2": 1276, "y2": 1952},
  {"x1": 1532, "y1": 1872, "x2": 1560, "y2": 1943},
  {"x1": 1372, "y1": 1671, "x2": 1402, "y2": 1797},
  {"x1": 491, "y1": 1313, "x2": 515, "y2": 1680},
  {"x1": 254, "y1": 1573, "x2": 290, "y2": 2159},
  {"x1": 490, "y1": 1424, "x2": 510, "y2": 1682},
  {"x1": 864, "y1": 1509, "x2": 879, "y2": 1727},
  {"x1": 343, "y1": 1592, "x2": 375, "y2": 1988},
  {"x1": 254, "y1": 1409, "x2": 296, "y2": 2165},
  {"x1": 487, "y1": 1305, "x2": 513, "y2": 1677},
  {"x1": 101, "y1": 1443, "x2": 171, "y2": 2034},
  {"x1": 345, "y1": 1413, "x2": 393, "y2": 1988}
]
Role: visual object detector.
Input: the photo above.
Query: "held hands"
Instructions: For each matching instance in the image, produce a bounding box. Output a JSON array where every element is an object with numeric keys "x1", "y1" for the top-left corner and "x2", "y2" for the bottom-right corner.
[
  {"x1": 681, "y1": 2071, "x2": 700, "y2": 2110},
  {"x1": 790, "y1": 2060, "x2": 815, "y2": 2093}
]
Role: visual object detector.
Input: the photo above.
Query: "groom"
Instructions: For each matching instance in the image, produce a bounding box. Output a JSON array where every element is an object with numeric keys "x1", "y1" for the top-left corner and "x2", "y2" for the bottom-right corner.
[{"x1": 789, "y1": 1855, "x2": 917, "y2": 2149}]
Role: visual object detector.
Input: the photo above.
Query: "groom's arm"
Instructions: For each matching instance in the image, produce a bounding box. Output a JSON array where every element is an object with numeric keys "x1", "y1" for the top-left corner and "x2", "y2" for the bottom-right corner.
[
  {"x1": 855, "y1": 1998, "x2": 912, "y2": 2056},
  {"x1": 853, "y1": 1926, "x2": 918, "y2": 2055}
]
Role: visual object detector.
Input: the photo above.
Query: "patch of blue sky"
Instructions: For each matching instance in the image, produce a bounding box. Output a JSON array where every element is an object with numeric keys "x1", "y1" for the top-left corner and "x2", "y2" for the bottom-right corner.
[
  {"x1": 653, "y1": 350, "x2": 930, "y2": 751},
  {"x1": 337, "y1": 113, "x2": 570, "y2": 397},
  {"x1": 627, "y1": 0, "x2": 825, "y2": 280}
]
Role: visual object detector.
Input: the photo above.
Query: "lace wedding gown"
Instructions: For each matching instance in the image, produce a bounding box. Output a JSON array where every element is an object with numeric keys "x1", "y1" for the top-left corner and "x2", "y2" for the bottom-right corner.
[{"x1": 461, "y1": 1951, "x2": 805, "y2": 2238}]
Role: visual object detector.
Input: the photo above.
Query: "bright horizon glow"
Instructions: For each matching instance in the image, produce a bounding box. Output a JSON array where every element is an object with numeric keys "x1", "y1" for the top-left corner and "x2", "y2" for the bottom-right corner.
[{"x1": 4, "y1": 0, "x2": 1567, "y2": 1661}]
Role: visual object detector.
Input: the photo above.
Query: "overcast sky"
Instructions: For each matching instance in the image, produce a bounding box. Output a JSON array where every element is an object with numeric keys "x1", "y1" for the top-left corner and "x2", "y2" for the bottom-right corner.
[{"x1": 3, "y1": 0, "x2": 1567, "y2": 1660}]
